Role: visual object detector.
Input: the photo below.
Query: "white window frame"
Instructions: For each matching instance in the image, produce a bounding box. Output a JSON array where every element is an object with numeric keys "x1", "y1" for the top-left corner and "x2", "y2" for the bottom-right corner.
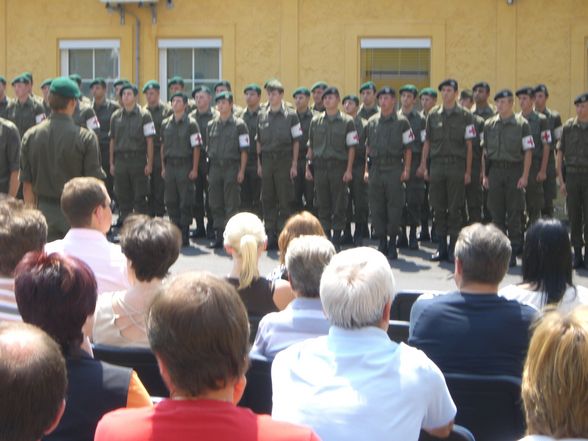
[
  {"x1": 360, "y1": 38, "x2": 431, "y2": 49},
  {"x1": 158, "y1": 38, "x2": 222, "y2": 101},
  {"x1": 59, "y1": 39, "x2": 121, "y2": 78}
]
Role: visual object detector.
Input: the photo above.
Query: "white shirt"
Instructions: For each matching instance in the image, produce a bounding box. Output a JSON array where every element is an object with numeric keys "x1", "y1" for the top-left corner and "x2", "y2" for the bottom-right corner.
[
  {"x1": 45, "y1": 228, "x2": 130, "y2": 294},
  {"x1": 250, "y1": 297, "x2": 330, "y2": 359},
  {"x1": 499, "y1": 284, "x2": 588, "y2": 313},
  {"x1": 272, "y1": 326, "x2": 456, "y2": 441},
  {"x1": 0, "y1": 277, "x2": 21, "y2": 323},
  {"x1": 519, "y1": 436, "x2": 588, "y2": 441}
]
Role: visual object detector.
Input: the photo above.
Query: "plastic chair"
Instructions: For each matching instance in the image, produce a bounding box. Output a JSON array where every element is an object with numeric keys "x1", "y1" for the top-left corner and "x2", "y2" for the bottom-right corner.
[
  {"x1": 419, "y1": 424, "x2": 476, "y2": 441},
  {"x1": 238, "y1": 354, "x2": 273, "y2": 414},
  {"x1": 390, "y1": 290, "x2": 425, "y2": 321},
  {"x1": 387, "y1": 320, "x2": 410, "y2": 344}
]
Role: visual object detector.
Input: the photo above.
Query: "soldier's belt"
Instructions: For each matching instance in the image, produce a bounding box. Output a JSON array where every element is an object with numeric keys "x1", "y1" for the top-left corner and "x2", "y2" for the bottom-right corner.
[
  {"x1": 261, "y1": 151, "x2": 287, "y2": 159},
  {"x1": 566, "y1": 165, "x2": 588, "y2": 173},
  {"x1": 209, "y1": 158, "x2": 240, "y2": 167},
  {"x1": 370, "y1": 156, "x2": 403, "y2": 166},
  {"x1": 165, "y1": 157, "x2": 192, "y2": 165},
  {"x1": 431, "y1": 156, "x2": 464, "y2": 163},
  {"x1": 313, "y1": 158, "x2": 347, "y2": 168},
  {"x1": 115, "y1": 151, "x2": 145, "y2": 159},
  {"x1": 489, "y1": 160, "x2": 521, "y2": 168}
]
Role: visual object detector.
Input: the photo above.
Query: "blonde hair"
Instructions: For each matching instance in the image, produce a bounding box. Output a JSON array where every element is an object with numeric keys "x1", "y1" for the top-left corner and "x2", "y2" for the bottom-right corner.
[
  {"x1": 223, "y1": 212, "x2": 267, "y2": 289},
  {"x1": 522, "y1": 306, "x2": 588, "y2": 438},
  {"x1": 278, "y1": 211, "x2": 325, "y2": 265}
]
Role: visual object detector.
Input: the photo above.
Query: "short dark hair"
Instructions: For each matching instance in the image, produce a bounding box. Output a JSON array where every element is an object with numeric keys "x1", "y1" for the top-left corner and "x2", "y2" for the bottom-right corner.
[
  {"x1": 48, "y1": 92, "x2": 73, "y2": 111},
  {"x1": 523, "y1": 219, "x2": 573, "y2": 305},
  {"x1": 0, "y1": 198, "x2": 47, "y2": 276},
  {"x1": 0, "y1": 322, "x2": 67, "y2": 441},
  {"x1": 148, "y1": 272, "x2": 249, "y2": 397},
  {"x1": 120, "y1": 215, "x2": 181, "y2": 282},
  {"x1": 14, "y1": 252, "x2": 98, "y2": 356},
  {"x1": 60, "y1": 177, "x2": 107, "y2": 227}
]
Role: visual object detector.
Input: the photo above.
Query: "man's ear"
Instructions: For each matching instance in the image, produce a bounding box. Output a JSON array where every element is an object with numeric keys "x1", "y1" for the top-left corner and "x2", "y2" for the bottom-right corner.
[
  {"x1": 44, "y1": 399, "x2": 66, "y2": 436},
  {"x1": 155, "y1": 354, "x2": 174, "y2": 395},
  {"x1": 232, "y1": 374, "x2": 247, "y2": 405},
  {"x1": 380, "y1": 300, "x2": 392, "y2": 330}
]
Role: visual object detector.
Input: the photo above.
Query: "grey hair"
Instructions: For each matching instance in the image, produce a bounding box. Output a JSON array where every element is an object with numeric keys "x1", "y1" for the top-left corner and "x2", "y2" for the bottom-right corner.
[
  {"x1": 320, "y1": 247, "x2": 395, "y2": 329},
  {"x1": 285, "y1": 235, "x2": 336, "y2": 298}
]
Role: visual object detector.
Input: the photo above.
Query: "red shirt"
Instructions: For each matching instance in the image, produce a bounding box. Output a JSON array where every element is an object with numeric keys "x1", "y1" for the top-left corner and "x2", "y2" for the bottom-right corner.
[{"x1": 94, "y1": 399, "x2": 320, "y2": 441}]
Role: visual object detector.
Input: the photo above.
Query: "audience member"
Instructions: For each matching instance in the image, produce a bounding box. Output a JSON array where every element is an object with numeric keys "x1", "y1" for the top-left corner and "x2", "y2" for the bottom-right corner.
[
  {"x1": 251, "y1": 235, "x2": 334, "y2": 359},
  {"x1": 272, "y1": 247, "x2": 456, "y2": 441},
  {"x1": 94, "y1": 272, "x2": 320, "y2": 441},
  {"x1": 500, "y1": 219, "x2": 588, "y2": 312},
  {"x1": 93, "y1": 215, "x2": 181, "y2": 347},
  {"x1": 0, "y1": 322, "x2": 67, "y2": 441},
  {"x1": 409, "y1": 223, "x2": 537, "y2": 377},
  {"x1": 14, "y1": 252, "x2": 151, "y2": 441},
  {"x1": 0, "y1": 197, "x2": 47, "y2": 323},
  {"x1": 519, "y1": 307, "x2": 588, "y2": 441},
  {"x1": 224, "y1": 212, "x2": 279, "y2": 316},
  {"x1": 45, "y1": 177, "x2": 130, "y2": 294}
]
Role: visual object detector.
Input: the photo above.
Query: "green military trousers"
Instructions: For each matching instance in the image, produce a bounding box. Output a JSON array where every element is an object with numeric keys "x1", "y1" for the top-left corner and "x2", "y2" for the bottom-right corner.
[
  {"x1": 314, "y1": 158, "x2": 348, "y2": 233},
  {"x1": 164, "y1": 158, "x2": 194, "y2": 228},
  {"x1": 208, "y1": 159, "x2": 240, "y2": 231},
  {"x1": 369, "y1": 162, "x2": 405, "y2": 238},
  {"x1": 114, "y1": 153, "x2": 149, "y2": 223},
  {"x1": 429, "y1": 157, "x2": 466, "y2": 239},
  {"x1": 261, "y1": 153, "x2": 294, "y2": 233},
  {"x1": 566, "y1": 170, "x2": 588, "y2": 248},
  {"x1": 38, "y1": 197, "x2": 69, "y2": 242}
]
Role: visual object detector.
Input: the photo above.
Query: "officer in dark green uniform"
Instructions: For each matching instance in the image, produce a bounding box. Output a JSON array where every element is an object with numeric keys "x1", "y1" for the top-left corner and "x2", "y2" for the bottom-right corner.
[
  {"x1": 292, "y1": 87, "x2": 315, "y2": 214},
  {"x1": 310, "y1": 81, "x2": 328, "y2": 113},
  {"x1": 0, "y1": 76, "x2": 10, "y2": 119},
  {"x1": 307, "y1": 87, "x2": 357, "y2": 250},
  {"x1": 257, "y1": 79, "x2": 302, "y2": 248},
  {"x1": 19, "y1": 77, "x2": 105, "y2": 240},
  {"x1": 516, "y1": 86, "x2": 550, "y2": 226},
  {"x1": 238, "y1": 83, "x2": 263, "y2": 217},
  {"x1": 161, "y1": 92, "x2": 201, "y2": 246},
  {"x1": 0, "y1": 116, "x2": 20, "y2": 197},
  {"x1": 534, "y1": 84, "x2": 562, "y2": 217},
  {"x1": 417, "y1": 79, "x2": 475, "y2": 262},
  {"x1": 482, "y1": 89, "x2": 534, "y2": 267},
  {"x1": 109, "y1": 83, "x2": 155, "y2": 223},
  {"x1": 5, "y1": 74, "x2": 46, "y2": 137},
  {"x1": 557, "y1": 92, "x2": 588, "y2": 268},
  {"x1": 91, "y1": 77, "x2": 120, "y2": 200},
  {"x1": 143, "y1": 80, "x2": 172, "y2": 217},
  {"x1": 40, "y1": 78, "x2": 52, "y2": 117},
  {"x1": 207, "y1": 91, "x2": 249, "y2": 248},
  {"x1": 358, "y1": 81, "x2": 379, "y2": 121}
]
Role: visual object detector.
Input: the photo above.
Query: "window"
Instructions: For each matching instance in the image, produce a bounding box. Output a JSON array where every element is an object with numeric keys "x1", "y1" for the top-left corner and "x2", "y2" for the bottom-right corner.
[
  {"x1": 158, "y1": 39, "x2": 222, "y2": 101},
  {"x1": 360, "y1": 38, "x2": 431, "y2": 93},
  {"x1": 59, "y1": 40, "x2": 120, "y2": 97}
]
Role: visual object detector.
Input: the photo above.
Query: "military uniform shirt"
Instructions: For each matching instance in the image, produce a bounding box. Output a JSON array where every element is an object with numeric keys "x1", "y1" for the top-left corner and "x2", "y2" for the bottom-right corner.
[
  {"x1": 558, "y1": 117, "x2": 588, "y2": 167},
  {"x1": 358, "y1": 104, "x2": 379, "y2": 121},
  {"x1": 5, "y1": 96, "x2": 46, "y2": 137},
  {"x1": 309, "y1": 111, "x2": 358, "y2": 160},
  {"x1": 207, "y1": 114, "x2": 249, "y2": 161},
  {"x1": 145, "y1": 102, "x2": 172, "y2": 149},
  {"x1": 161, "y1": 113, "x2": 202, "y2": 159},
  {"x1": 474, "y1": 105, "x2": 495, "y2": 121},
  {"x1": 366, "y1": 112, "x2": 414, "y2": 159},
  {"x1": 257, "y1": 104, "x2": 302, "y2": 153},
  {"x1": 518, "y1": 111, "x2": 550, "y2": 161},
  {"x1": 297, "y1": 109, "x2": 315, "y2": 160},
  {"x1": 0, "y1": 117, "x2": 20, "y2": 192},
  {"x1": 353, "y1": 115, "x2": 368, "y2": 164},
  {"x1": 0, "y1": 97, "x2": 12, "y2": 119},
  {"x1": 539, "y1": 108, "x2": 563, "y2": 151},
  {"x1": 482, "y1": 114, "x2": 534, "y2": 163},
  {"x1": 73, "y1": 101, "x2": 100, "y2": 133},
  {"x1": 399, "y1": 109, "x2": 426, "y2": 154},
  {"x1": 425, "y1": 105, "x2": 476, "y2": 159},
  {"x1": 238, "y1": 106, "x2": 260, "y2": 165},
  {"x1": 109, "y1": 105, "x2": 156, "y2": 152},
  {"x1": 93, "y1": 99, "x2": 120, "y2": 147},
  {"x1": 189, "y1": 108, "x2": 217, "y2": 150}
]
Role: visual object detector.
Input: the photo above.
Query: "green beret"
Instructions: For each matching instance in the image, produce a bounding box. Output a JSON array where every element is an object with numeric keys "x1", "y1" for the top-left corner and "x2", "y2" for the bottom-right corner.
[
  {"x1": 23, "y1": 72, "x2": 33, "y2": 83},
  {"x1": 142, "y1": 80, "x2": 161, "y2": 93},
  {"x1": 244, "y1": 83, "x2": 262, "y2": 94},
  {"x1": 40, "y1": 78, "x2": 53, "y2": 88},
  {"x1": 342, "y1": 94, "x2": 359, "y2": 105},
  {"x1": 191, "y1": 85, "x2": 212, "y2": 98},
  {"x1": 376, "y1": 87, "x2": 396, "y2": 98},
  {"x1": 89, "y1": 77, "x2": 106, "y2": 88},
  {"x1": 113, "y1": 78, "x2": 129, "y2": 88},
  {"x1": 292, "y1": 86, "x2": 311, "y2": 98},
  {"x1": 213, "y1": 80, "x2": 232, "y2": 92},
  {"x1": 515, "y1": 86, "x2": 534, "y2": 98},
  {"x1": 170, "y1": 92, "x2": 188, "y2": 103},
  {"x1": 311, "y1": 81, "x2": 328, "y2": 92},
  {"x1": 69, "y1": 73, "x2": 82, "y2": 86},
  {"x1": 11, "y1": 75, "x2": 29, "y2": 86},
  {"x1": 321, "y1": 87, "x2": 339, "y2": 100},
  {"x1": 472, "y1": 81, "x2": 490, "y2": 93},
  {"x1": 359, "y1": 81, "x2": 377, "y2": 93},
  {"x1": 265, "y1": 79, "x2": 284, "y2": 93},
  {"x1": 167, "y1": 76, "x2": 184, "y2": 87},
  {"x1": 0, "y1": 76, "x2": 5, "y2": 85},
  {"x1": 573, "y1": 92, "x2": 588, "y2": 105},
  {"x1": 534, "y1": 84, "x2": 549, "y2": 97},
  {"x1": 494, "y1": 89, "x2": 513, "y2": 101},
  {"x1": 399, "y1": 84, "x2": 418, "y2": 97},
  {"x1": 119, "y1": 83, "x2": 139, "y2": 97},
  {"x1": 215, "y1": 91, "x2": 233, "y2": 102},
  {"x1": 264, "y1": 78, "x2": 278, "y2": 89},
  {"x1": 460, "y1": 89, "x2": 473, "y2": 100},
  {"x1": 49, "y1": 76, "x2": 81, "y2": 98},
  {"x1": 438, "y1": 78, "x2": 458, "y2": 91},
  {"x1": 419, "y1": 87, "x2": 437, "y2": 98}
]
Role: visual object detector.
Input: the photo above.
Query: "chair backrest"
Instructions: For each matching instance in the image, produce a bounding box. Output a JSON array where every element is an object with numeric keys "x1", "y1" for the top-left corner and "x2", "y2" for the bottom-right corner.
[
  {"x1": 444, "y1": 373, "x2": 525, "y2": 441},
  {"x1": 238, "y1": 354, "x2": 273, "y2": 414},
  {"x1": 387, "y1": 320, "x2": 410, "y2": 344},
  {"x1": 92, "y1": 344, "x2": 168, "y2": 398},
  {"x1": 419, "y1": 424, "x2": 476, "y2": 441},
  {"x1": 390, "y1": 291, "x2": 425, "y2": 321}
]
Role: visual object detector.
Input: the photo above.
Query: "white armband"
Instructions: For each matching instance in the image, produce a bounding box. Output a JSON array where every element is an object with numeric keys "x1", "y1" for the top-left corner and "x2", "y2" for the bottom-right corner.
[
  {"x1": 35, "y1": 113, "x2": 46, "y2": 124},
  {"x1": 522, "y1": 135, "x2": 535, "y2": 151},
  {"x1": 346, "y1": 130, "x2": 359, "y2": 146},
  {"x1": 190, "y1": 132, "x2": 202, "y2": 148},
  {"x1": 86, "y1": 116, "x2": 100, "y2": 130},
  {"x1": 554, "y1": 126, "x2": 563, "y2": 140},
  {"x1": 480, "y1": 132, "x2": 484, "y2": 144},
  {"x1": 541, "y1": 130, "x2": 552, "y2": 145},
  {"x1": 402, "y1": 128, "x2": 415, "y2": 145},
  {"x1": 291, "y1": 123, "x2": 303, "y2": 138},
  {"x1": 239, "y1": 134, "x2": 250, "y2": 148},
  {"x1": 465, "y1": 124, "x2": 477, "y2": 140},
  {"x1": 143, "y1": 121, "x2": 156, "y2": 137},
  {"x1": 420, "y1": 129, "x2": 426, "y2": 143}
]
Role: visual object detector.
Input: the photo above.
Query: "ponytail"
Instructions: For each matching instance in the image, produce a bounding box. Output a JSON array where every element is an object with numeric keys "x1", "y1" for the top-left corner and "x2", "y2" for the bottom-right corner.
[{"x1": 238, "y1": 234, "x2": 260, "y2": 289}]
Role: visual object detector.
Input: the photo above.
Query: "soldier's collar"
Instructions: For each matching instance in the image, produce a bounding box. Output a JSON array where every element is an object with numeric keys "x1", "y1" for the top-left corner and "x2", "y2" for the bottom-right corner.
[
  {"x1": 499, "y1": 113, "x2": 517, "y2": 124},
  {"x1": 380, "y1": 110, "x2": 397, "y2": 121}
]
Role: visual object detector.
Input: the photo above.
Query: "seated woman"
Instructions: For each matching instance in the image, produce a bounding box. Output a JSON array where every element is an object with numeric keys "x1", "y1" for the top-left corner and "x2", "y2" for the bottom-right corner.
[
  {"x1": 93, "y1": 215, "x2": 181, "y2": 347},
  {"x1": 224, "y1": 212, "x2": 278, "y2": 317},
  {"x1": 500, "y1": 219, "x2": 588, "y2": 312},
  {"x1": 14, "y1": 252, "x2": 152, "y2": 441},
  {"x1": 519, "y1": 306, "x2": 588, "y2": 441}
]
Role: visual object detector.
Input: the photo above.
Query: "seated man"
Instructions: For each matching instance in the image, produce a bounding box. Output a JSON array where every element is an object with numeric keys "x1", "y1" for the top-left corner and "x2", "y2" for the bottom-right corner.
[
  {"x1": 272, "y1": 247, "x2": 456, "y2": 441},
  {"x1": 95, "y1": 272, "x2": 320, "y2": 441},
  {"x1": 0, "y1": 322, "x2": 67, "y2": 441},
  {"x1": 409, "y1": 223, "x2": 537, "y2": 377},
  {"x1": 45, "y1": 176, "x2": 130, "y2": 294},
  {"x1": 251, "y1": 235, "x2": 334, "y2": 359}
]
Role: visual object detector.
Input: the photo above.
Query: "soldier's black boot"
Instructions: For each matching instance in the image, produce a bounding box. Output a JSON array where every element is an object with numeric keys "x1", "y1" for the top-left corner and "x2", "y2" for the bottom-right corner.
[
  {"x1": 396, "y1": 227, "x2": 408, "y2": 248},
  {"x1": 192, "y1": 218, "x2": 206, "y2": 238},
  {"x1": 341, "y1": 223, "x2": 353, "y2": 245},
  {"x1": 388, "y1": 234, "x2": 398, "y2": 260},
  {"x1": 447, "y1": 237, "x2": 456, "y2": 263},
  {"x1": 206, "y1": 220, "x2": 215, "y2": 240},
  {"x1": 418, "y1": 224, "x2": 430, "y2": 242},
  {"x1": 431, "y1": 222, "x2": 439, "y2": 243},
  {"x1": 208, "y1": 229, "x2": 224, "y2": 249},
  {"x1": 573, "y1": 247, "x2": 585, "y2": 269},
  {"x1": 409, "y1": 226, "x2": 419, "y2": 250},
  {"x1": 266, "y1": 231, "x2": 278, "y2": 251},
  {"x1": 181, "y1": 226, "x2": 190, "y2": 247},
  {"x1": 509, "y1": 253, "x2": 517, "y2": 268},
  {"x1": 378, "y1": 235, "x2": 388, "y2": 255},
  {"x1": 430, "y1": 236, "x2": 448, "y2": 261},
  {"x1": 332, "y1": 230, "x2": 342, "y2": 252},
  {"x1": 353, "y1": 223, "x2": 364, "y2": 246}
]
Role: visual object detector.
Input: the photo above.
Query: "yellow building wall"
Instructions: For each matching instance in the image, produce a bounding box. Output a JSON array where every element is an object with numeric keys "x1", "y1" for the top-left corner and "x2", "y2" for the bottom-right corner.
[{"x1": 0, "y1": 0, "x2": 587, "y2": 119}]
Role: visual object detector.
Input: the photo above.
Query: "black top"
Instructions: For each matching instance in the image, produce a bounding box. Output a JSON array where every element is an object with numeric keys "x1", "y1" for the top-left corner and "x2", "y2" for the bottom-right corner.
[{"x1": 226, "y1": 276, "x2": 277, "y2": 317}]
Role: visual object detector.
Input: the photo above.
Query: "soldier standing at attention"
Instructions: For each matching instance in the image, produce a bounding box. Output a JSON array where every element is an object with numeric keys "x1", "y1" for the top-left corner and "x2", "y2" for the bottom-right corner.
[
  {"x1": 143, "y1": 80, "x2": 172, "y2": 217},
  {"x1": 68, "y1": 74, "x2": 92, "y2": 106},
  {"x1": 306, "y1": 87, "x2": 357, "y2": 250},
  {"x1": 113, "y1": 78, "x2": 129, "y2": 106},
  {"x1": 0, "y1": 76, "x2": 11, "y2": 119},
  {"x1": 482, "y1": 89, "x2": 534, "y2": 268},
  {"x1": 19, "y1": 77, "x2": 105, "y2": 240},
  {"x1": 68, "y1": 74, "x2": 100, "y2": 136},
  {"x1": 472, "y1": 82, "x2": 495, "y2": 120},
  {"x1": 40, "y1": 78, "x2": 52, "y2": 117},
  {"x1": 292, "y1": 86, "x2": 315, "y2": 213},
  {"x1": 5, "y1": 74, "x2": 46, "y2": 137},
  {"x1": 161, "y1": 92, "x2": 201, "y2": 246},
  {"x1": 256, "y1": 79, "x2": 302, "y2": 249},
  {"x1": 167, "y1": 76, "x2": 196, "y2": 113},
  {"x1": 206, "y1": 91, "x2": 249, "y2": 248},
  {"x1": 358, "y1": 81, "x2": 379, "y2": 120},
  {"x1": 534, "y1": 84, "x2": 562, "y2": 217},
  {"x1": 109, "y1": 83, "x2": 156, "y2": 224},
  {"x1": 417, "y1": 79, "x2": 476, "y2": 262},
  {"x1": 214, "y1": 80, "x2": 243, "y2": 114},
  {"x1": 557, "y1": 92, "x2": 588, "y2": 269},
  {"x1": 516, "y1": 86, "x2": 550, "y2": 226},
  {"x1": 238, "y1": 83, "x2": 263, "y2": 217},
  {"x1": 0, "y1": 116, "x2": 21, "y2": 197},
  {"x1": 310, "y1": 81, "x2": 328, "y2": 113}
]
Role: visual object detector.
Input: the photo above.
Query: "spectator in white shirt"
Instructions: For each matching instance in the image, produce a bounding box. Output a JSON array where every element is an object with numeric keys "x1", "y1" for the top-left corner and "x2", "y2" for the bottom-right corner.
[
  {"x1": 272, "y1": 247, "x2": 456, "y2": 441},
  {"x1": 251, "y1": 235, "x2": 334, "y2": 359},
  {"x1": 45, "y1": 177, "x2": 129, "y2": 294}
]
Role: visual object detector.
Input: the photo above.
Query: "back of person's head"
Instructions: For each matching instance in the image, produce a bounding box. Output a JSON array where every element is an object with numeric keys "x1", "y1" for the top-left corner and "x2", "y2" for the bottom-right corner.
[
  {"x1": 0, "y1": 322, "x2": 67, "y2": 441},
  {"x1": 278, "y1": 211, "x2": 326, "y2": 265},
  {"x1": 14, "y1": 252, "x2": 98, "y2": 356},
  {"x1": 0, "y1": 198, "x2": 47, "y2": 277},
  {"x1": 286, "y1": 235, "x2": 336, "y2": 298},
  {"x1": 320, "y1": 247, "x2": 394, "y2": 329},
  {"x1": 454, "y1": 223, "x2": 511, "y2": 285},
  {"x1": 522, "y1": 219, "x2": 573, "y2": 305},
  {"x1": 522, "y1": 307, "x2": 588, "y2": 438},
  {"x1": 60, "y1": 177, "x2": 108, "y2": 228},
  {"x1": 120, "y1": 215, "x2": 181, "y2": 282},
  {"x1": 147, "y1": 272, "x2": 249, "y2": 397},
  {"x1": 223, "y1": 212, "x2": 267, "y2": 289}
]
